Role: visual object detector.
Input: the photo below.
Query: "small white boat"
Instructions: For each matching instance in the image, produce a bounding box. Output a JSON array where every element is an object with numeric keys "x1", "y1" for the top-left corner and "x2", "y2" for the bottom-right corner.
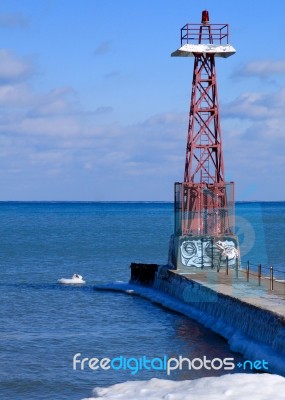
[{"x1": 58, "y1": 274, "x2": 86, "y2": 284}]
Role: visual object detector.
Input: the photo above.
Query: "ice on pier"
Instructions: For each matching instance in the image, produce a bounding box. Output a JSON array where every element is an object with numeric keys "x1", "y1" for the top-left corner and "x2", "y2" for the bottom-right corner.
[
  {"x1": 83, "y1": 373, "x2": 285, "y2": 400},
  {"x1": 94, "y1": 277, "x2": 285, "y2": 377}
]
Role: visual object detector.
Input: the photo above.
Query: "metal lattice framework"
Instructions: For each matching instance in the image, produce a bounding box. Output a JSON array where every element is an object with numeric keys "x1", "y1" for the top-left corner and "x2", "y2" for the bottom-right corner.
[{"x1": 184, "y1": 53, "x2": 224, "y2": 184}]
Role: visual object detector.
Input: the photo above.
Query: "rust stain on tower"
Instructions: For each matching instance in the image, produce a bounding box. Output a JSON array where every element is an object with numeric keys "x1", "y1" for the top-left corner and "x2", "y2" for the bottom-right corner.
[{"x1": 170, "y1": 10, "x2": 240, "y2": 270}]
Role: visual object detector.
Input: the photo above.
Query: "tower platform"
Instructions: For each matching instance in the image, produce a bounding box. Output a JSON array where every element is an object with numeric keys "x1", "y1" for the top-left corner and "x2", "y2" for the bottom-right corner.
[{"x1": 171, "y1": 43, "x2": 236, "y2": 57}]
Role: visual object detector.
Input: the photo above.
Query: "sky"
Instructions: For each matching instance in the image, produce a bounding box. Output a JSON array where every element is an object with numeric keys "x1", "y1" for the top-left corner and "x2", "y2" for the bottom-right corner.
[{"x1": 0, "y1": 0, "x2": 284, "y2": 201}]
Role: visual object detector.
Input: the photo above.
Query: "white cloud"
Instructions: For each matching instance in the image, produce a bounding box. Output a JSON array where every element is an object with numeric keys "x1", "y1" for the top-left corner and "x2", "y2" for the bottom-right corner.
[
  {"x1": 0, "y1": 45, "x2": 283, "y2": 200},
  {"x1": 223, "y1": 92, "x2": 270, "y2": 119},
  {"x1": 233, "y1": 60, "x2": 285, "y2": 79},
  {"x1": 0, "y1": 83, "x2": 36, "y2": 106},
  {"x1": 220, "y1": 82, "x2": 285, "y2": 199},
  {"x1": 223, "y1": 87, "x2": 285, "y2": 120},
  {"x1": 92, "y1": 106, "x2": 113, "y2": 115},
  {"x1": 14, "y1": 115, "x2": 83, "y2": 137},
  {"x1": 104, "y1": 70, "x2": 120, "y2": 79},
  {"x1": 0, "y1": 49, "x2": 34, "y2": 83},
  {"x1": 0, "y1": 48, "x2": 186, "y2": 198},
  {"x1": 0, "y1": 13, "x2": 29, "y2": 29},
  {"x1": 94, "y1": 41, "x2": 111, "y2": 56},
  {"x1": 27, "y1": 87, "x2": 78, "y2": 117},
  {"x1": 0, "y1": 96, "x2": 283, "y2": 200}
]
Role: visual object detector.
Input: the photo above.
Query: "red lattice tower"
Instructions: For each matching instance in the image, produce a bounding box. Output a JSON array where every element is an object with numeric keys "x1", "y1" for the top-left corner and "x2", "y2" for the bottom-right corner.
[{"x1": 172, "y1": 10, "x2": 236, "y2": 237}]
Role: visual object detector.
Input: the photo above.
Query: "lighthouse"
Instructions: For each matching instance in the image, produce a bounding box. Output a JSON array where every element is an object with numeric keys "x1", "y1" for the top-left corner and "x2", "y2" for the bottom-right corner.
[{"x1": 170, "y1": 10, "x2": 240, "y2": 270}]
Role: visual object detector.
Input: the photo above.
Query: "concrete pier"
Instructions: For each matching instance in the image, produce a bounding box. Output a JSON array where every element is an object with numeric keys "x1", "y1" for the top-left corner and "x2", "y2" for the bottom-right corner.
[
  {"x1": 129, "y1": 263, "x2": 285, "y2": 375},
  {"x1": 153, "y1": 266, "x2": 285, "y2": 365},
  {"x1": 170, "y1": 267, "x2": 285, "y2": 318}
]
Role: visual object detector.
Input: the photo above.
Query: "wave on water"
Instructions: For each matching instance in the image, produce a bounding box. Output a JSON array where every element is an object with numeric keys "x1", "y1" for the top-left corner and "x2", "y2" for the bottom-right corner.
[{"x1": 0, "y1": 282, "x2": 95, "y2": 292}]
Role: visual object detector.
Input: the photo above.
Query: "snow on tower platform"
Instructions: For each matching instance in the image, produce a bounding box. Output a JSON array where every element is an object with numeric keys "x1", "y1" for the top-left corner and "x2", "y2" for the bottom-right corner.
[{"x1": 171, "y1": 43, "x2": 236, "y2": 58}]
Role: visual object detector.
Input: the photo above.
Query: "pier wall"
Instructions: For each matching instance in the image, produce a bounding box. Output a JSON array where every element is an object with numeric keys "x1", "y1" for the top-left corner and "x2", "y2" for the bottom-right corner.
[{"x1": 153, "y1": 266, "x2": 285, "y2": 374}]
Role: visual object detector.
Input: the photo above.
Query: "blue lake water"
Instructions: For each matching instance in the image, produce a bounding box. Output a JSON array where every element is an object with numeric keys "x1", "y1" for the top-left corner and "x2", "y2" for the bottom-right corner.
[{"x1": 0, "y1": 202, "x2": 284, "y2": 399}]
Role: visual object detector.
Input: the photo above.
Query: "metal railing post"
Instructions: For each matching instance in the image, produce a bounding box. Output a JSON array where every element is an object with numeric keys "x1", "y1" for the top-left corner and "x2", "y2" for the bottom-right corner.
[
  {"x1": 246, "y1": 261, "x2": 249, "y2": 282},
  {"x1": 226, "y1": 256, "x2": 229, "y2": 275},
  {"x1": 235, "y1": 257, "x2": 238, "y2": 279},
  {"x1": 258, "y1": 264, "x2": 261, "y2": 286},
  {"x1": 270, "y1": 266, "x2": 274, "y2": 291}
]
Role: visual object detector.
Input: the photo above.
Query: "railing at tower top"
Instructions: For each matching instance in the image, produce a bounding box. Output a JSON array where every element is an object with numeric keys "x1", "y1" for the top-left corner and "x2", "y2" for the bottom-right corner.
[{"x1": 180, "y1": 23, "x2": 229, "y2": 46}]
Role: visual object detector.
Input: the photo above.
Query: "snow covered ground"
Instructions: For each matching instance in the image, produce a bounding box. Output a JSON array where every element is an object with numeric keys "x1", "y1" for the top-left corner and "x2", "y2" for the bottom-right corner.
[{"x1": 83, "y1": 373, "x2": 285, "y2": 400}]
